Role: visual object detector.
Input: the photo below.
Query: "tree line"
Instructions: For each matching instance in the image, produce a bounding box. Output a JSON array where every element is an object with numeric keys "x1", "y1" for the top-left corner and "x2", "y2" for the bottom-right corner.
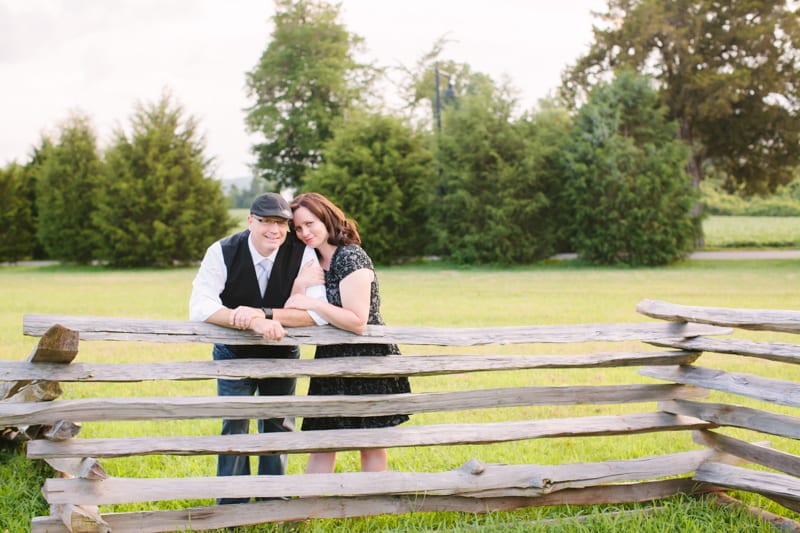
[
  {"x1": 2, "y1": 0, "x2": 798, "y2": 267},
  {"x1": 0, "y1": 96, "x2": 232, "y2": 267}
]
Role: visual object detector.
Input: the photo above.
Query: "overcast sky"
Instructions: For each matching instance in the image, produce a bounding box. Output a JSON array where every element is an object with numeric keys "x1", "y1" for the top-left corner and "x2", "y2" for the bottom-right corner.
[{"x1": 1, "y1": 0, "x2": 606, "y2": 181}]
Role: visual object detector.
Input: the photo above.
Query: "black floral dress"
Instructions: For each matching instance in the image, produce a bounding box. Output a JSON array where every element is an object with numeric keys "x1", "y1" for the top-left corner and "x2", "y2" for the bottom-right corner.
[{"x1": 301, "y1": 244, "x2": 411, "y2": 431}]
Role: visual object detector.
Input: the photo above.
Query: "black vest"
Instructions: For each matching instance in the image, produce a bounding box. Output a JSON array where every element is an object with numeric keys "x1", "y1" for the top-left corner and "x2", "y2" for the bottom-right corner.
[{"x1": 219, "y1": 230, "x2": 304, "y2": 357}]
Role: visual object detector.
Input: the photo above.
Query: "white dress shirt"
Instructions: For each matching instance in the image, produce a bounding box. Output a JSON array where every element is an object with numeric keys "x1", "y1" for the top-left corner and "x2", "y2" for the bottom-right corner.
[{"x1": 189, "y1": 236, "x2": 327, "y2": 325}]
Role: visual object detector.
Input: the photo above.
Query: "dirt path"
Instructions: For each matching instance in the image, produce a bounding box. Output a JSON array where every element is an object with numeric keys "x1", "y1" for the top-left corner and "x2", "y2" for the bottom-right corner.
[
  {"x1": 687, "y1": 250, "x2": 800, "y2": 260},
  {"x1": 551, "y1": 250, "x2": 800, "y2": 261}
]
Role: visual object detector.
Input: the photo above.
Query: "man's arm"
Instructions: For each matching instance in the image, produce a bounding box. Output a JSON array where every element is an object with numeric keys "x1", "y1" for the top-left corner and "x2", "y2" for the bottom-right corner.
[
  {"x1": 189, "y1": 242, "x2": 228, "y2": 322},
  {"x1": 190, "y1": 242, "x2": 291, "y2": 338},
  {"x1": 206, "y1": 307, "x2": 289, "y2": 340},
  {"x1": 190, "y1": 240, "x2": 322, "y2": 333}
]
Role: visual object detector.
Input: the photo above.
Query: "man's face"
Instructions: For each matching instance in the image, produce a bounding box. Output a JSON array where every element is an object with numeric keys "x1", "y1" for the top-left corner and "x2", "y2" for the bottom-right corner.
[{"x1": 248, "y1": 215, "x2": 290, "y2": 256}]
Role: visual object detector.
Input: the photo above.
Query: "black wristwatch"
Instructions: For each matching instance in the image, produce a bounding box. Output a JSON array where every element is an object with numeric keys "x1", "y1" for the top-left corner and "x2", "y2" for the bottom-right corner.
[{"x1": 262, "y1": 307, "x2": 273, "y2": 319}]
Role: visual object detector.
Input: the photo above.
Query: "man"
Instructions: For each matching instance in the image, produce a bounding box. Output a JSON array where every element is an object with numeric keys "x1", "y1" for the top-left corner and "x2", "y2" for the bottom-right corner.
[{"x1": 189, "y1": 192, "x2": 325, "y2": 504}]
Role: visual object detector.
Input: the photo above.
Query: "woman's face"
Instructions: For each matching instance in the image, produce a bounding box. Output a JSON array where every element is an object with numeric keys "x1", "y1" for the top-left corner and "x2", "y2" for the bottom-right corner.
[{"x1": 293, "y1": 206, "x2": 329, "y2": 249}]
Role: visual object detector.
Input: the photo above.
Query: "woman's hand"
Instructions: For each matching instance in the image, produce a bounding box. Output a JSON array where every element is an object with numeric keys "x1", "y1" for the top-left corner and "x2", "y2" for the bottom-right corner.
[{"x1": 294, "y1": 259, "x2": 324, "y2": 293}]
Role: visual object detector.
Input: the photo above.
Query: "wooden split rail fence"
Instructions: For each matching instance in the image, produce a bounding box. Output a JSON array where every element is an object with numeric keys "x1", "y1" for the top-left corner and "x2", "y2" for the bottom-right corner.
[{"x1": 0, "y1": 299, "x2": 798, "y2": 532}]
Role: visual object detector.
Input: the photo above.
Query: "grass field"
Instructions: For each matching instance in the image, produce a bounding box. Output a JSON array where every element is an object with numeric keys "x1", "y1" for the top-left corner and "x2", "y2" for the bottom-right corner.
[
  {"x1": 702, "y1": 216, "x2": 800, "y2": 248},
  {"x1": 1, "y1": 258, "x2": 799, "y2": 532}
]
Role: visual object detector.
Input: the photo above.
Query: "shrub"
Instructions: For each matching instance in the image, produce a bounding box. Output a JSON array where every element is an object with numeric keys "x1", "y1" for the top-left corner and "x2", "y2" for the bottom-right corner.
[
  {"x1": 304, "y1": 111, "x2": 434, "y2": 264},
  {"x1": 0, "y1": 163, "x2": 36, "y2": 262},
  {"x1": 561, "y1": 70, "x2": 697, "y2": 265}
]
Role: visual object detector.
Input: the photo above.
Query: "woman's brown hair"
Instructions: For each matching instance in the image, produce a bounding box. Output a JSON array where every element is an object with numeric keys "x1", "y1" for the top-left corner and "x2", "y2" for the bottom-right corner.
[{"x1": 290, "y1": 192, "x2": 361, "y2": 246}]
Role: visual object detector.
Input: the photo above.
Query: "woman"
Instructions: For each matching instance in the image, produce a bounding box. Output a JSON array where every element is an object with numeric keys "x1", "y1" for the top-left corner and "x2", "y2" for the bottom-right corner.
[{"x1": 285, "y1": 192, "x2": 411, "y2": 474}]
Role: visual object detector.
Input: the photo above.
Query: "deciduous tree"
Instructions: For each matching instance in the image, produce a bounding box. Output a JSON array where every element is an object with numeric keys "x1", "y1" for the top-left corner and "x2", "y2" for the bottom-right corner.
[
  {"x1": 245, "y1": 0, "x2": 370, "y2": 191},
  {"x1": 563, "y1": 0, "x2": 800, "y2": 195}
]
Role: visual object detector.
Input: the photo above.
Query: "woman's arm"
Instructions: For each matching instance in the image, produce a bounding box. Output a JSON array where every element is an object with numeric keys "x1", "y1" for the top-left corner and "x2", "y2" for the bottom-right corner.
[{"x1": 285, "y1": 268, "x2": 372, "y2": 334}]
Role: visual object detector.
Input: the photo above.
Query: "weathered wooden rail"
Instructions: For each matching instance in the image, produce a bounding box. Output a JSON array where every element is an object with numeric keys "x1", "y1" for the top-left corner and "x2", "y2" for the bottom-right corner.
[{"x1": 1, "y1": 299, "x2": 798, "y2": 532}]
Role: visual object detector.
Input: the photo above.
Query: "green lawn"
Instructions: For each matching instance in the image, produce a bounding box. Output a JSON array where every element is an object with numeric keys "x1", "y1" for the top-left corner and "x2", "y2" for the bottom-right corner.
[
  {"x1": 1, "y1": 259, "x2": 799, "y2": 532},
  {"x1": 703, "y1": 215, "x2": 800, "y2": 248}
]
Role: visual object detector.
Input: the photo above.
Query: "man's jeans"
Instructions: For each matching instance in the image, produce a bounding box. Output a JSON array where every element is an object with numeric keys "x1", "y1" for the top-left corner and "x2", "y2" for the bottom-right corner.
[{"x1": 213, "y1": 343, "x2": 298, "y2": 504}]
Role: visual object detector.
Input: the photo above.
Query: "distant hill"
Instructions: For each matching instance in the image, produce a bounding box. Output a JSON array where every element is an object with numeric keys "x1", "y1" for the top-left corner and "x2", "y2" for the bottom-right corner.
[{"x1": 220, "y1": 176, "x2": 252, "y2": 193}]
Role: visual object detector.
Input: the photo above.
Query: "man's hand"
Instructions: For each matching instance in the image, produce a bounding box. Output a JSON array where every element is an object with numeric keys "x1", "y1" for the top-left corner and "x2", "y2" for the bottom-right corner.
[
  {"x1": 250, "y1": 317, "x2": 288, "y2": 341},
  {"x1": 229, "y1": 305, "x2": 264, "y2": 330}
]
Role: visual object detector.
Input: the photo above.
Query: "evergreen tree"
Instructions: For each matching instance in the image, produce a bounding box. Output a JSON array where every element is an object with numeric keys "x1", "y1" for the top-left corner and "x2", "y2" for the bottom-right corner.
[
  {"x1": 94, "y1": 92, "x2": 233, "y2": 267},
  {"x1": 22, "y1": 138, "x2": 52, "y2": 259},
  {"x1": 561, "y1": 71, "x2": 697, "y2": 266},
  {"x1": 35, "y1": 113, "x2": 102, "y2": 264},
  {"x1": 498, "y1": 101, "x2": 574, "y2": 261},
  {"x1": 0, "y1": 163, "x2": 36, "y2": 262},
  {"x1": 303, "y1": 111, "x2": 434, "y2": 264},
  {"x1": 429, "y1": 65, "x2": 546, "y2": 264}
]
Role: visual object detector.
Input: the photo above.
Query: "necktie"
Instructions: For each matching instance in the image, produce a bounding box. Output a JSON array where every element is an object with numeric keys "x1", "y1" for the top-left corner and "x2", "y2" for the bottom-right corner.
[{"x1": 256, "y1": 259, "x2": 268, "y2": 296}]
